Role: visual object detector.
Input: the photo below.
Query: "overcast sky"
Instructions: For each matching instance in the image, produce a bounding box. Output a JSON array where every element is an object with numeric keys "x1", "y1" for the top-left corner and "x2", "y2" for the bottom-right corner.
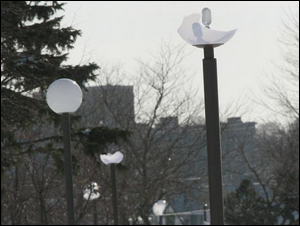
[{"x1": 60, "y1": 1, "x2": 298, "y2": 123}]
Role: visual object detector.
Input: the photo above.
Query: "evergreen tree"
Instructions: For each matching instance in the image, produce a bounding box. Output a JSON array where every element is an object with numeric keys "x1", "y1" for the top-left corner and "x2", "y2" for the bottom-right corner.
[
  {"x1": 225, "y1": 180, "x2": 277, "y2": 225},
  {"x1": 1, "y1": 1, "x2": 99, "y2": 175},
  {"x1": 1, "y1": 1, "x2": 98, "y2": 130}
]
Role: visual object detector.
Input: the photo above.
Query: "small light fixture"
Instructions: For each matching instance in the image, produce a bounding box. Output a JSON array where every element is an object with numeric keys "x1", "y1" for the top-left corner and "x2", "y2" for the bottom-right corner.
[
  {"x1": 153, "y1": 200, "x2": 168, "y2": 216},
  {"x1": 177, "y1": 11, "x2": 237, "y2": 48},
  {"x1": 46, "y1": 78, "x2": 83, "y2": 114},
  {"x1": 83, "y1": 182, "x2": 100, "y2": 201},
  {"x1": 100, "y1": 151, "x2": 124, "y2": 165}
]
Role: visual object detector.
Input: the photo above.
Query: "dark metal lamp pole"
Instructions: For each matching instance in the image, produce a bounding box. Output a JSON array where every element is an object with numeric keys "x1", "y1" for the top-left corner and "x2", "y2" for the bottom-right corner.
[
  {"x1": 177, "y1": 8, "x2": 237, "y2": 225},
  {"x1": 204, "y1": 204, "x2": 208, "y2": 222},
  {"x1": 100, "y1": 152, "x2": 124, "y2": 225},
  {"x1": 159, "y1": 216, "x2": 163, "y2": 225},
  {"x1": 111, "y1": 164, "x2": 119, "y2": 225},
  {"x1": 202, "y1": 46, "x2": 224, "y2": 225},
  {"x1": 93, "y1": 201, "x2": 98, "y2": 225},
  {"x1": 62, "y1": 113, "x2": 76, "y2": 225},
  {"x1": 46, "y1": 79, "x2": 83, "y2": 226}
]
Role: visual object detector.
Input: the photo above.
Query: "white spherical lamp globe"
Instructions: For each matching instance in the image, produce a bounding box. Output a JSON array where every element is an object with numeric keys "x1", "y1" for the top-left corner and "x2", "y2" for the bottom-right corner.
[
  {"x1": 46, "y1": 78, "x2": 83, "y2": 114},
  {"x1": 153, "y1": 200, "x2": 167, "y2": 216}
]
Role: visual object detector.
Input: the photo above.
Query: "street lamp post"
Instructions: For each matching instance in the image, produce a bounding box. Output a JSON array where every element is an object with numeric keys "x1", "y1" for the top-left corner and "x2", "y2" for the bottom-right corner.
[
  {"x1": 93, "y1": 201, "x2": 98, "y2": 226},
  {"x1": 203, "y1": 204, "x2": 208, "y2": 222},
  {"x1": 159, "y1": 216, "x2": 163, "y2": 226},
  {"x1": 203, "y1": 44, "x2": 224, "y2": 225},
  {"x1": 178, "y1": 9, "x2": 237, "y2": 225},
  {"x1": 62, "y1": 113, "x2": 75, "y2": 225},
  {"x1": 83, "y1": 182, "x2": 101, "y2": 225},
  {"x1": 110, "y1": 164, "x2": 119, "y2": 225},
  {"x1": 153, "y1": 200, "x2": 168, "y2": 225},
  {"x1": 46, "y1": 78, "x2": 83, "y2": 225},
  {"x1": 100, "y1": 152, "x2": 124, "y2": 225}
]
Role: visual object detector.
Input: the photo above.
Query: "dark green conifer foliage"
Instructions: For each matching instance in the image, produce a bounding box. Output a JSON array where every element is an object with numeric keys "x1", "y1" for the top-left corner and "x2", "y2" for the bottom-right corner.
[
  {"x1": 1, "y1": 1, "x2": 99, "y2": 176},
  {"x1": 1, "y1": 1, "x2": 99, "y2": 130}
]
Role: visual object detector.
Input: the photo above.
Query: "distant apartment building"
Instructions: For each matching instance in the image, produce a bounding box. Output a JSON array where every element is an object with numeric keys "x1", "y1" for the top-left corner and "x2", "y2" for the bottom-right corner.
[{"x1": 221, "y1": 117, "x2": 258, "y2": 193}]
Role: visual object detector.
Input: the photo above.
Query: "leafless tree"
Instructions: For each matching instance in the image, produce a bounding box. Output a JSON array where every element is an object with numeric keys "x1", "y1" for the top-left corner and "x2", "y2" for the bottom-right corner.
[
  {"x1": 260, "y1": 8, "x2": 299, "y2": 121},
  {"x1": 77, "y1": 43, "x2": 210, "y2": 225},
  {"x1": 224, "y1": 9, "x2": 299, "y2": 224}
]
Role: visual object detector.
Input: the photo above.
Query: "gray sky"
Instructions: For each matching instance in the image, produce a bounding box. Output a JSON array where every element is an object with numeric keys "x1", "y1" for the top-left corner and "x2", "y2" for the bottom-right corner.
[{"x1": 61, "y1": 1, "x2": 298, "y2": 123}]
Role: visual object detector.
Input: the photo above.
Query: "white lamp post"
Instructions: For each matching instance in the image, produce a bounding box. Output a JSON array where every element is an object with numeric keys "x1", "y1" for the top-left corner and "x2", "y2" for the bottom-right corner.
[
  {"x1": 153, "y1": 200, "x2": 168, "y2": 225},
  {"x1": 47, "y1": 78, "x2": 83, "y2": 225},
  {"x1": 178, "y1": 9, "x2": 237, "y2": 225},
  {"x1": 100, "y1": 152, "x2": 124, "y2": 225},
  {"x1": 204, "y1": 203, "x2": 208, "y2": 222},
  {"x1": 83, "y1": 182, "x2": 100, "y2": 201},
  {"x1": 83, "y1": 182, "x2": 100, "y2": 225}
]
